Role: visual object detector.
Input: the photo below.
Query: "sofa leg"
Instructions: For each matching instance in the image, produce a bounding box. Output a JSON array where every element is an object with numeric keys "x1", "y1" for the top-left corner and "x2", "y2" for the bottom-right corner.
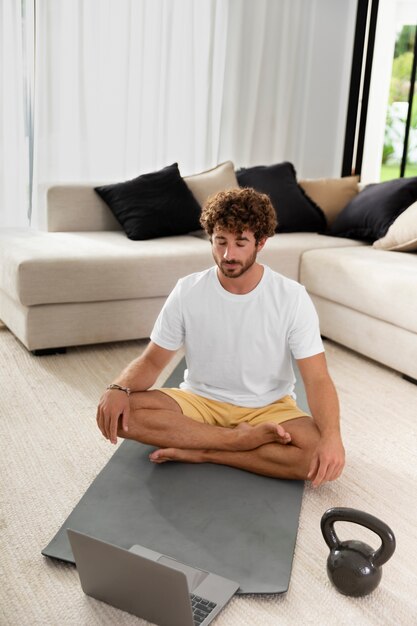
[
  {"x1": 31, "y1": 347, "x2": 67, "y2": 356},
  {"x1": 403, "y1": 374, "x2": 417, "y2": 386}
]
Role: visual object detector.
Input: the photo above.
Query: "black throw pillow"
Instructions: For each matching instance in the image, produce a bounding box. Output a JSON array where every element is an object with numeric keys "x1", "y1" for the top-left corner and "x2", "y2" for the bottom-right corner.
[
  {"x1": 95, "y1": 163, "x2": 202, "y2": 240},
  {"x1": 330, "y1": 176, "x2": 417, "y2": 242},
  {"x1": 236, "y1": 162, "x2": 326, "y2": 233}
]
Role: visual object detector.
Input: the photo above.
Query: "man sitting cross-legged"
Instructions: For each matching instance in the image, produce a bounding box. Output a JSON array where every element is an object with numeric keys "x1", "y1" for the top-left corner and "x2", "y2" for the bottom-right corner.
[{"x1": 96, "y1": 187, "x2": 345, "y2": 487}]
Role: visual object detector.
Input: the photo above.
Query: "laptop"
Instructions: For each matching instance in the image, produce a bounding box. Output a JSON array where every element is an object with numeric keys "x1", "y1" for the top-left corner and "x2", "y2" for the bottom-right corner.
[{"x1": 67, "y1": 529, "x2": 239, "y2": 626}]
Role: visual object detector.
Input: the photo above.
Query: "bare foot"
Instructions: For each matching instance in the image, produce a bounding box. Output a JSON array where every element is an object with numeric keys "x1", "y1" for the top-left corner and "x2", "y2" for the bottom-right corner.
[
  {"x1": 149, "y1": 448, "x2": 205, "y2": 464},
  {"x1": 233, "y1": 422, "x2": 291, "y2": 450}
]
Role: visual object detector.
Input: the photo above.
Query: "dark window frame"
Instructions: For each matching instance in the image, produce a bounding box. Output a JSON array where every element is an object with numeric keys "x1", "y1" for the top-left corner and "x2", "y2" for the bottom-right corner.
[
  {"x1": 342, "y1": 0, "x2": 379, "y2": 178},
  {"x1": 400, "y1": 25, "x2": 417, "y2": 178}
]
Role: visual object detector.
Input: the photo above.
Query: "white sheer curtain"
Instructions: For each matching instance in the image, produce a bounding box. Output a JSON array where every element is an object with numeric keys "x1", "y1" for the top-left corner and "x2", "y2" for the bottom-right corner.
[
  {"x1": 1, "y1": 0, "x2": 356, "y2": 228},
  {"x1": 31, "y1": 0, "x2": 319, "y2": 227},
  {"x1": 0, "y1": 0, "x2": 29, "y2": 228},
  {"x1": 33, "y1": 0, "x2": 232, "y2": 190}
]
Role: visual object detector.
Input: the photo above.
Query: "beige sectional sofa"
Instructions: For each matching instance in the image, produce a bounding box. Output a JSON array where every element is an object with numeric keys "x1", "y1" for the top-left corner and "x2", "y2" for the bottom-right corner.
[{"x1": 0, "y1": 163, "x2": 416, "y2": 384}]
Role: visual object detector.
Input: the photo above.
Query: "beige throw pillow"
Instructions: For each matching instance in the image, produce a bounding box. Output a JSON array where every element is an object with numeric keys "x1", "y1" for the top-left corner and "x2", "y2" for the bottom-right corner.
[
  {"x1": 184, "y1": 161, "x2": 238, "y2": 207},
  {"x1": 373, "y1": 201, "x2": 417, "y2": 251},
  {"x1": 298, "y1": 176, "x2": 360, "y2": 225}
]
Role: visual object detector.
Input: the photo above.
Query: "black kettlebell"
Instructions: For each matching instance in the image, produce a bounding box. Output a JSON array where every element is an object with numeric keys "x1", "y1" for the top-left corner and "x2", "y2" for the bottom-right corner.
[{"x1": 321, "y1": 507, "x2": 396, "y2": 597}]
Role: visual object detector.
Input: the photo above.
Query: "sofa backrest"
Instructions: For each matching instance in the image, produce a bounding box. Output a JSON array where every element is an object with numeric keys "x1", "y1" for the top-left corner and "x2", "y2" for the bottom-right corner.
[
  {"x1": 46, "y1": 184, "x2": 122, "y2": 232},
  {"x1": 45, "y1": 174, "x2": 367, "y2": 233}
]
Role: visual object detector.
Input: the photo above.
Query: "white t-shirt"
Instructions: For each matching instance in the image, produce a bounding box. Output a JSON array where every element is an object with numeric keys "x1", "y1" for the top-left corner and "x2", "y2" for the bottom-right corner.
[{"x1": 150, "y1": 265, "x2": 323, "y2": 407}]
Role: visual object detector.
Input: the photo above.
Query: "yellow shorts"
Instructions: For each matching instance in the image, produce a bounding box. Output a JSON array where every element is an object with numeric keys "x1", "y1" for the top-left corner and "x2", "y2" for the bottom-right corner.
[{"x1": 159, "y1": 388, "x2": 309, "y2": 427}]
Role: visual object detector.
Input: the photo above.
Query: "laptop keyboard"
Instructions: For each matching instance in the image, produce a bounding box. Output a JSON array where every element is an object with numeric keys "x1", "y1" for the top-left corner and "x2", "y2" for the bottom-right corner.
[{"x1": 190, "y1": 593, "x2": 217, "y2": 624}]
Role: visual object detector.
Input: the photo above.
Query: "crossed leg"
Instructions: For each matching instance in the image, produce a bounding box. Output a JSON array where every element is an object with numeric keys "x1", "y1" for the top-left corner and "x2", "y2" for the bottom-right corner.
[
  {"x1": 149, "y1": 417, "x2": 320, "y2": 480},
  {"x1": 117, "y1": 390, "x2": 320, "y2": 480}
]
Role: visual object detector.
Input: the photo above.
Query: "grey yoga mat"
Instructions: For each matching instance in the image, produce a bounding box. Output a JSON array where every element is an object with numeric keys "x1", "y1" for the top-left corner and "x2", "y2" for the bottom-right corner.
[{"x1": 42, "y1": 359, "x2": 306, "y2": 594}]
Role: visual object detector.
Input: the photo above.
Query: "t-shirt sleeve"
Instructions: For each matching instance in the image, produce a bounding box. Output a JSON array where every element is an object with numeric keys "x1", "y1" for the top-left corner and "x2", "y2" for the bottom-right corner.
[
  {"x1": 288, "y1": 286, "x2": 324, "y2": 359},
  {"x1": 150, "y1": 281, "x2": 185, "y2": 351}
]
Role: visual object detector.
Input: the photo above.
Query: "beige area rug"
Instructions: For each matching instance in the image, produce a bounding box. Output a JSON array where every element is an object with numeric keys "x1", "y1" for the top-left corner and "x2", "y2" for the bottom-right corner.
[{"x1": 1, "y1": 322, "x2": 417, "y2": 626}]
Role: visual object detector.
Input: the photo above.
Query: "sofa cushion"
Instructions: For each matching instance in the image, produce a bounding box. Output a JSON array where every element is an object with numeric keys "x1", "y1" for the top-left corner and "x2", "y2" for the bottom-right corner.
[
  {"x1": 373, "y1": 200, "x2": 417, "y2": 252},
  {"x1": 298, "y1": 176, "x2": 359, "y2": 226},
  {"x1": 0, "y1": 230, "x2": 365, "y2": 307},
  {"x1": 46, "y1": 184, "x2": 122, "y2": 232},
  {"x1": 95, "y1": 163, "x2": 202, "y2": 240},
  {"x1": 0, "y1": 231, "x2": 213, "y2": 306},
  {"x1": 236, "y1": 162, "x2": 327, "y2": 234},
  {"x1": 300, "y1": 247, "x2": 417, "y2": 333},
  {"x1": 258, "y1": 233, "x2": 365, "y2": 281},
  {"x1": 184, "y1": 161, "x2": 238, "y2": 207},
  {"x1": 329, "y1": 176, "x2": 417, "y2": 242}
]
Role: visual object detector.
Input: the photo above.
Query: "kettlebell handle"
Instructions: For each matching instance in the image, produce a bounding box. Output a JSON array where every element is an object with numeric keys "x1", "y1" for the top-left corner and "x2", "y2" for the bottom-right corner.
[{"x1": 321, "y1": 507, "x2": 396, "y2": 568}]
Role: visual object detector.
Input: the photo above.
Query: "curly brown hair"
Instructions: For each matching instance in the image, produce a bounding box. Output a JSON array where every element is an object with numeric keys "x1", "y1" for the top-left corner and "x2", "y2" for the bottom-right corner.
[{"x1": 200, "y1": 187, "x2": 277, "y2": 243}]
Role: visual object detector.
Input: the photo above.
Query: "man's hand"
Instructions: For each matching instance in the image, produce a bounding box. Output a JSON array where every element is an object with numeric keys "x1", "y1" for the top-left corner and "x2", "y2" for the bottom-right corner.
[
  {"x1": 95, "y1": 342, "x2": 176, "y2": 444},
  {"x1": 96, "y1": 389, "x2": 130, "y2": 445},
  {"x1": 307, "y1": 433, "x2": 345, "y2": 488}
]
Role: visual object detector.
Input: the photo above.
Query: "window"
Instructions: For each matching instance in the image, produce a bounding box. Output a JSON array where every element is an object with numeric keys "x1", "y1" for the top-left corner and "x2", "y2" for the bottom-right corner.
[
  {"x1": 381, "y1": 24, "x2": 417, "y2": 181},
  {"x1": 360, "y1": 1, "x2": 417, "y2": 183}
]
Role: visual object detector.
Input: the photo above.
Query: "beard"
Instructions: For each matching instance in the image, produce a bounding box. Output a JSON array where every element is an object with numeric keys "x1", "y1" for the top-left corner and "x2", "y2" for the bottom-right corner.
[{"x1": 215, "y1": 248, "x2": 258, "y2": 279}]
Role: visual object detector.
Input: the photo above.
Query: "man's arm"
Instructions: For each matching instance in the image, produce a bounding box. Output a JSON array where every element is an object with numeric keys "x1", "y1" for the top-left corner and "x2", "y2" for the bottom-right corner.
[
  {"x1": 97, "y1": 341, "x2": 177, "y2": 444},
  {"x1": 113, "y1": 340, "x2": 177, "y2": 390},
  {"x1": 296, "y1": 352, "x2": 345, "y2": 487}
]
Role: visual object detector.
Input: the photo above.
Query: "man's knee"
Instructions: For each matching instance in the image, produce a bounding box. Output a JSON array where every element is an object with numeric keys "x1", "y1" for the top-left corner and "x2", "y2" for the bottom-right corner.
[
  {"x1": 255, "y1": 442, "x2": 311, "y2": 480},
  {"x1": 259, "y1": 418, "x2": 320, "y2": 480},
  {"x1": 115, "y1": 390, "x2": 183, "y2": 440},
  {"x1": 290, "y1": 420, "x2": 320, "y2": 479},
  {"x1": 284, "y1": 416, "x2": 320, "y2": 449}
]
